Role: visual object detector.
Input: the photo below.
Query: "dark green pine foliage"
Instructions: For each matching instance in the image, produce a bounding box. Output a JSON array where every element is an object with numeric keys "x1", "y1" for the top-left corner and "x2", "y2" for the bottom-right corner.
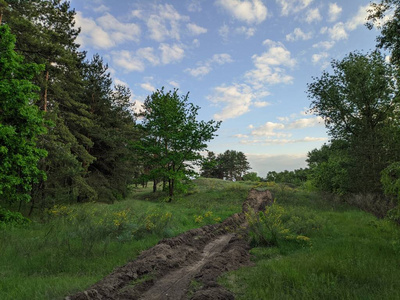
[
  {"x1": 3, "y1": 1, "x2": 97, "y2": 208},
  {"x1": 83, "y1": 55, "x2": 138, "y2": 203},
  {"x1": 0, "y1": 24, "x2": 47, "y2": 204}
]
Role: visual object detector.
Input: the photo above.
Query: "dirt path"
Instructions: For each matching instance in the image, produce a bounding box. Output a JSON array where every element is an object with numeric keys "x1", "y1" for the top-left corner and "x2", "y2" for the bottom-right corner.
[{"x1": 66, "y1": 189, "x2": 272, "y2": 300}]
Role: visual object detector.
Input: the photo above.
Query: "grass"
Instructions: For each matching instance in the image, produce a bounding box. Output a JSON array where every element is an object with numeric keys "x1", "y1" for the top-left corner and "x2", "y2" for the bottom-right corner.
[
  {"x1": 0, "y1": 178, "x2": 253, "y2": 300},
  {"x1": 219, "y1": 186, "x2": 400, "y2": 300},
  {"x1": 3, "y1": 179, "x2": 400, "y2": 299}
]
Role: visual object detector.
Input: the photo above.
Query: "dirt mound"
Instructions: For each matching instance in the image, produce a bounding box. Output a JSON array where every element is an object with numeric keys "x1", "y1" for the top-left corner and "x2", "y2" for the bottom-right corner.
[{"x1": 66, "y1": 189, "x2": 272, "y2": 300}]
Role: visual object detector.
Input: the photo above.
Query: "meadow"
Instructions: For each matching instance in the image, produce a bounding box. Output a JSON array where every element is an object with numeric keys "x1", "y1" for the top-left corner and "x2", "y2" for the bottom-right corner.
[{"x1": 1, "y1": 178, "x2": 400, "y2": 299}]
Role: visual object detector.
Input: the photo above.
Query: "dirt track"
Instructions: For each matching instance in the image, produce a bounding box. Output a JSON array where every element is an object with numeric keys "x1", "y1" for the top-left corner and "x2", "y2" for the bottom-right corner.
[{"x1": 66, "y1": 189, "x2": 272, "y2": 300}]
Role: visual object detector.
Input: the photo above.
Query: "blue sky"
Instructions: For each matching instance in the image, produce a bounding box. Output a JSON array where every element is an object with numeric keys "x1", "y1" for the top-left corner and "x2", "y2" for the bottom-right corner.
[{"x1": 70, "y1": 0, "x2": 381, "y2": 177}]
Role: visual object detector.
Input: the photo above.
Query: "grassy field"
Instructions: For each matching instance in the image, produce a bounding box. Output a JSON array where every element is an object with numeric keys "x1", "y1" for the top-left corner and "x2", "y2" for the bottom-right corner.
[
  {"x1": 0, "y1": 178, "x2": 253, "y2": 300},
  {"x1": 2, "y1": 179, "x2": 400, "y2": 299},
  {"x1": 220, "y1": 184, "x2": 400, "y2": 299}
]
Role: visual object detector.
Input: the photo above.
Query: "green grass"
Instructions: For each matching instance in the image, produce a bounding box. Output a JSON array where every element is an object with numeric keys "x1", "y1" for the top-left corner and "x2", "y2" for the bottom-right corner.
[
  {"x1": 220, "y1": 187, "x2": 400, "y2": 300},
  {"x1": 0, "y1": 178, "x2": 253, "y2": 300}
]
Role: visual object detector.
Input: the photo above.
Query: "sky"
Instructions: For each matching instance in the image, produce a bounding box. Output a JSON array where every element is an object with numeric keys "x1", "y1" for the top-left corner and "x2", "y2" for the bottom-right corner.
[{"x1": 70, "y1": 0, "x2": 382, "y2": 177}]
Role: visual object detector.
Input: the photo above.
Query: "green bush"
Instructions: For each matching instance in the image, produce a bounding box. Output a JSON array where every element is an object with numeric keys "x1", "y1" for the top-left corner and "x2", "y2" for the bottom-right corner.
[{"x1": 0, "y1": 208, "x2": 30, "y2": 226}]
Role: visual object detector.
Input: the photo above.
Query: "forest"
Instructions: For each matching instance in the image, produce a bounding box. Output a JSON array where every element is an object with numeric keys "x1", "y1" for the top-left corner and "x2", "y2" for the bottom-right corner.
[{"x1": 1, "y1": 0, "x2": 400, "y2": 299}]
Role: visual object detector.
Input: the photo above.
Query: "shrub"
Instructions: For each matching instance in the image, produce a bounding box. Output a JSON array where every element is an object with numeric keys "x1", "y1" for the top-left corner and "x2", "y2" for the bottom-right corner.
[{"x1": 0, "y1": 208, "x2": 30, "y2": 226}]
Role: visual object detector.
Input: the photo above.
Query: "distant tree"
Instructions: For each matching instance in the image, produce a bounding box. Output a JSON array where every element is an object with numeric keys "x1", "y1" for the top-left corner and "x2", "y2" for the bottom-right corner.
[
  {"x1": 308, "y1": 51, "x2": 400, "y2": 193},
  {"x1": 137, "y1": 88, "x2": 221, "y2": 201},
  {"x1": 243, "y1": 172, "x2": 260, "y2": 182},
  {"x1": 0, "y1": 24, "x2": 47, "y2": 204},
  {"x1": 200, "y1": 150, "x2": 251, "y2": 181},
  {"x1": 200, "y1": 151, "x2": 220, "y2": 178}
]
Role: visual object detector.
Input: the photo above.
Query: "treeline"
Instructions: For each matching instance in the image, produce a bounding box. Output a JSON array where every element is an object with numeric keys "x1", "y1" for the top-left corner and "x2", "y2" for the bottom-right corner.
[
  {"x1": 274, "y1": 0, "x2": 400, "y2": 216},
  {"x1": 200, "y1": 150, "x2": 251, "y2": 181},
  {"x1": 0, "y1": 1, "x2": 219, "y2": 214}
]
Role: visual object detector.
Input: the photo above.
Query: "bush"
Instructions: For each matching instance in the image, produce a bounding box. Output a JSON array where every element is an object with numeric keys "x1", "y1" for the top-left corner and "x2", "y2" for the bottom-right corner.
[
  {"x1": 381, "y1": 162, "x2": 400, "y2": 201},
  {"x1": 0, "y1": 208, "x2": 30, "y2": 226}
]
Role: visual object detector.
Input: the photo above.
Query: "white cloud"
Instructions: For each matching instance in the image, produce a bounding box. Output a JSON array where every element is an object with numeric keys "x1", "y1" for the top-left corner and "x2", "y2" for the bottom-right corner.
[
  {"x1": 245, "y1": 40, "x2": 296, "y2": 87},
  {"x1": 74, "y1": 12, "x2": 140, "y2": 49},
  {"x1": 312, "y1": 41, "x2": 335, "y2": 50},
  {"x1": 235, "y1": 26, "x2": 256, "y2": 38},
  {"x1": 140, "y1": 82, "x2": 156, "y2": 92},
  {"x1": 321, "y1": 22, "x2": 348, "y2": 40},
  {"x1": 233, "y1": 134, "x2": 249, "y2": 138},
  {"x1": 187, "y1": 23, "x2": 208, "y2": 35},
  {"x1": 159, "y1": 43, "x2": 185, "y2": 64},
  {"x1": 215, "y1": 0, "x2": 268, "y2": 24},
  {"x1": 112, "y1": 50, "x2": 145, "y2": 72},
  {"x1": 251, "y1": 122, "x2": 286, "y2": 136},
  {"x1": 186, "y1": 53, "x2": 233, "y2": 77},
  {"x1": 188, "y1": 0, "x2": 202, "y2": 12},
  {"x1": 305, "y1": 8, "x2": 321, "y2": 23},
  {"x1": 286, "y1": 28, "x2": 312, "y2": 41},
  {"x1": 144, "y1": 4, "x2": 189, "y2": 42},
  {"x1": 328, "y1": 3, "x2": 342, "y2": 22},
  {"x1": 219, "y1": 24, "x2": 230, "y2": 41},
  {"x1": 276, "y1": 0, "x2": 313, "y2": 16},
  {"x1": 75, "y1": 12, "x2": 114, "y2": 49},
  {"x1": 247, "y1": 116, "x2": 324, "y2": 138},
  {"x1": 186, "y1": 66, "x2": 212, "y2": 77},
  {"x1": 286, "y1": 116, "x2": 324, "y2": 128},
  {"x1": 114, "y1": 78, "x2": 128, "y2": 87},
  {"x1": 169, "y1": 81, "x2": 180, "y2": 88},
  {"x1": 136, "y1": 47, "x2": 160, "y2": 66},
  {"x1": 209, "y1": 84, "x2": 255, "y2": 120},
  {"x1": 253, "y1": 101, "x2": 270, "y2": 108},
  {"x1": 240, "y1": 137, "x2": 327, "y2": 145},
  {"x1": 93, "y1": 4, "x2": 109, "y2": 13},
  {"x1": 346, "y1": 4, "x2": 369, "y2": 31},
  {"x1": 311, "y1": 52, "x2": 329, "y2": 64},
  {"x1": 97, "y1": 13, "x2": 140, "y2": 43},
  {"x1": 212, "y1": 53, "x2": 234, "y2": 64}
]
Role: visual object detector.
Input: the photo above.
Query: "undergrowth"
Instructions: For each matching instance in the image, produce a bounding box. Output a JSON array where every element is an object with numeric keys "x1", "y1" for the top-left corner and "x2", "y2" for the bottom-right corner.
[
  {"x1": 0, "y1": 178, "x2": 252, "y2": 300},
  {"x1": 220, "y1": 185, "x2": 400, "y2": 299}
]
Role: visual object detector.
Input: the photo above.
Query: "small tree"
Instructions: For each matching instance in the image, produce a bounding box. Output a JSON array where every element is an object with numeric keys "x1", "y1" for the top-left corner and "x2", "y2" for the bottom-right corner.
[
  {"x1": 137, "y1": 88, "x2": 221, "y2": 201},
  {"x1": 0, "y1": 25, "x2": 47, "y2": 204}
]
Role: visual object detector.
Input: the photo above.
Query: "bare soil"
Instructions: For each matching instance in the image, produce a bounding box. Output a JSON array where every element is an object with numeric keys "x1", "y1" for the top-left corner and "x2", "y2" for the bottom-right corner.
[{"x1": 66, "y1": 189, "x2": 272, "y2": 300}]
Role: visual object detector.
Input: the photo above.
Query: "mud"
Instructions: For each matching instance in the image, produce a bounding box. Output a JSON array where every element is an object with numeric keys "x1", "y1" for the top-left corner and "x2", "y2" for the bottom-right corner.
[{"x1": 66, "y1": 189, "x2": 272, "y2": 300}]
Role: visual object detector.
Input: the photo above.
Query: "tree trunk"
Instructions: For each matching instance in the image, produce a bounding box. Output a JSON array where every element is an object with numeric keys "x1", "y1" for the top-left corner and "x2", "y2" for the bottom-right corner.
[
  {"x1": 43, "y1": 70, "x2": 49, "y2": 112},
  {"x1": 168, "y1": 178, "x2": 174, "y2": 202},
  {"x1": 153, "y1": 179, "x2": 157, "y2": 193}
]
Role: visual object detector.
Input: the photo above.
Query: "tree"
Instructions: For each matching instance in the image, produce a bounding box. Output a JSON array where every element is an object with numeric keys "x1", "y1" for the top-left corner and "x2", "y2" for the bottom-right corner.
[
  {"x1": 200, "y1": 150, "x2": 251, "y2": 180},
  {"x1": 0, "y1": 24, "x2": 47, "y2": 204},
  {"x1": 137, "y1": 88, "x2": 221, "y2": 201},
  {"x1": 243, "y1": 172, "x2": 260, "y2": 182},
  {"x1": 367, "y1": 0, "x2": 400, "y2": 64},
  {"x1": 307, "y1": 51, "x2": 400, "y2": 193}
]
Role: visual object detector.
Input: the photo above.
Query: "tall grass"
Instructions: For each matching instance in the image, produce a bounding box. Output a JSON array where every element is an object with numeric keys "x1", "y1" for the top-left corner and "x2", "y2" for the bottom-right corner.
[
  {"x1": 0, "y1": 178, "x2": 252, "y2": 300},
  {"x1": 220, "y1": 186, "x2": 400, "y2": 299}
]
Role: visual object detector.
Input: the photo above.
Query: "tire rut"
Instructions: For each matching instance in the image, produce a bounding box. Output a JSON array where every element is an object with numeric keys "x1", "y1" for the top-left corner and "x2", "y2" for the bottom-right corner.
[{"x1": 66, "y1": 189, "x2": 272, "y2": 300}]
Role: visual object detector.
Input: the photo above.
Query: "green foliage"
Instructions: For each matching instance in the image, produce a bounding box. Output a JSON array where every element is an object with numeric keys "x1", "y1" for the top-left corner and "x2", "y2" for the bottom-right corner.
[
  {"x1": 381, "y1": 162, "x2": 400, "y2": 200},
  {"x1": 220, "y1": 189, "x2": 400, "y2": 300},
  {"x1": 136, "y1": 88, "x2": 221, "y2": 200},
  {"x1": 0, "y1": 207, "x2": 30, "y2": 226},
  {"x1": 242, "y1": 172, "x2": 260, "y2": 182},
  {"x1": 307, "y1": 51, "x2": 400, "y2": 194},
  {"x1": 0, "y1": 24, "x2": 47, "y2": 204},
  {"x1": 246, "y1": 202, "x2": 315, "y2": 249},
  {"x1": 200, "y1": 149, "x2": 251, "y2": 180},
  {"x1": 0, "y1": 178, "x2": 248, "y2": 299}
]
